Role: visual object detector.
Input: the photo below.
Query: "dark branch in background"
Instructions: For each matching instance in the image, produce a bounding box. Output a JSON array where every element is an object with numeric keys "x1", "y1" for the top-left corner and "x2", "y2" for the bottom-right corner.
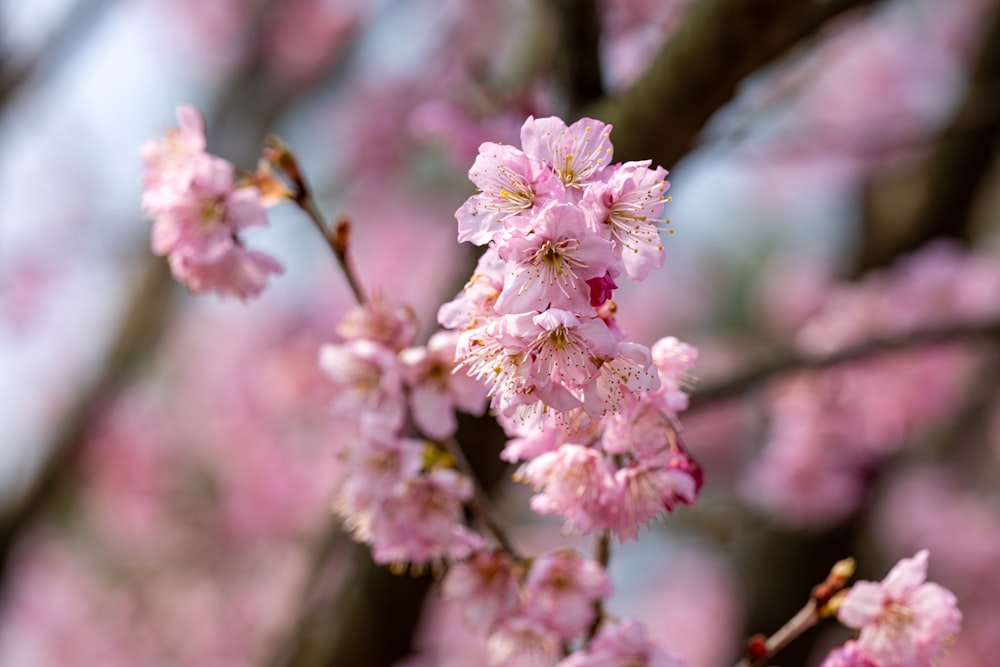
[
  {"x1": 544, "y1": 0, "x2": 605, "y2": 114},
  {"x1": 587, "y1": 0, "x2": 876, "y2": 165},
  {"x1": 689, "y1": 319, "x2": 1000, "y2": 408},
  {"x1": 0, "y1": 259, "x2": 175, "y2": 594},
  {"x1": 854, "y1": 3, "x2": 1000, "y2": 273},
  {"x1": 0, "y1": 0, "x2": 116, "y2": 115}
]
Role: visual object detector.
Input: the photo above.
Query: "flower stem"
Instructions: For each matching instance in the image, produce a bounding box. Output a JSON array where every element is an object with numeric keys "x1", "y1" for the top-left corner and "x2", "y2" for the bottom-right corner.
[{"x1": 441, "y1": 437, "x2": 520, "y2": 559}]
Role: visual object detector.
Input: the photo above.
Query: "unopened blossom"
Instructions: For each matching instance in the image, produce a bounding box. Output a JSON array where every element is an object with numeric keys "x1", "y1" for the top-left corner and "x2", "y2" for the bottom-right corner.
[
  {"x1": 557, "y1": 619, "x2": 687, "y2": 667},
  {"x1": 442, "y1": 550, "x2": 522, "y2": 632},
  {"x1": 494, "y1": 203, "x2": 615, "y2": 314},
  {"x1": 838, "y1": 550, "x2": 961, "y2": 666},
  {"x1": 649, "y1": 336, "x2": 698, "y2": 415},
  {"x1": 520, "y1": 116, "x2": 614, "y2": 189},
  {"x1": 521, "y1": 550, "x2": 612, "y2": 639}
]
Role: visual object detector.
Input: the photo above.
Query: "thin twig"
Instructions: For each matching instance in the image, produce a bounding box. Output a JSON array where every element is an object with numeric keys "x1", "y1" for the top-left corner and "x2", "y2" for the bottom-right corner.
[
  {"x1": 441, "y1": 437, "x2": 520, "y2": 559},
  {"x1": 690, "y1": 319, "x2": 1000, "y2": 408},
  {"x1": 734, "y1": 599, "x2": 821, "y2": 667},
  {"x1": 586, "y1": 530, "x2": 612, "y2": 641}
]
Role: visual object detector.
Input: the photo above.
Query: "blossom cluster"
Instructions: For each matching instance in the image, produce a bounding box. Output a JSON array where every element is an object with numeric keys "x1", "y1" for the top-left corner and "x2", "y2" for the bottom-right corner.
[
  {"x1": 822, "y1": 550, "x2": 961, "y2": 667},
  {"x1": 442, "y1": 549, "x2": 683, "y2": 667},
  {"x1": 441, "y1": 116, "x2": 702, "y2": 541},
  {"x1": 317, "y1": 296, "x2": 489, "y2": 565},
  {"x1": 140, "y1": 105, "x2": 283, "y2": 300}
]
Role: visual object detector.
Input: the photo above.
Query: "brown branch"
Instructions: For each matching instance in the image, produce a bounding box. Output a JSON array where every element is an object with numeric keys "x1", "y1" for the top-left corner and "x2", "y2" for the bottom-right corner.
[
  {"x1": 544, "y1": 0, "x2": 605, "y2": 114},
  {"x1": 690, "y1": 318, "x2": 1000, "y2": 408},
  {"x1": 586, "y1": 0, "x2": 876, "y2": 165},
  {"x1": 854, "y1": 3, "x2": 1000, "y2": 273}
]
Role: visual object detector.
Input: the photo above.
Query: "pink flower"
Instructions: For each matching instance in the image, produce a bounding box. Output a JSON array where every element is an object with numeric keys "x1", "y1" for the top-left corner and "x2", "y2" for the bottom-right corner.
[
  {"x1": 582, "y1": 160, "x2": 670, "y2": 281},
  {"x1": 442, "y1": 550, "x2": 522, "y2": 632},
  {"x1": 317, "y1": 339, "x2": 406, "y2": 428},
  {"x1": 838, "y1": 550, "x2": 961, "y2": 666},
  {"x1": 820, "y1": 641, "x2": 879, "y2": 667},
  {"x1": 400, "y1": 330, "x2": 488, "y2": 440},
  {"x1": 607, "y1": 450, "x2": 702, "y2": 542},
  {"x1": 140, "y1": 104, "x2": 207, "y2": 191},
  {"x1": 494, "y1": 203, "x2": 615, "y2": 315},
  {"x1": 557, "y1": 619, "x2": 687, "y2": 667},
  {"x1": 487, "y1": 616, "x2": 563, "y2": 667},
  {"x1": 523, "y1": 309, "x2": 618, "y2": 403},
  {"x1": 336, "y1": 295, "x2": 418, "y2": 351},
  {"x1": 369, "y1": 468, "x2": 483, "y2": 565},
  {"x1": 520, "y1": 116, "x2": 614, "y2": 189},
  {"x1": 521, "y1": 550, "x2": 612, "y2": 639},
  {"x1": 456, "y1": 142, "x2": 565, "y2": 245},
  {"x1": 521, "y1": 444, "x2": 616, "y2": 534},
  {"x1": 166, "y1": 243, "x2": 283, "y2": 301}
]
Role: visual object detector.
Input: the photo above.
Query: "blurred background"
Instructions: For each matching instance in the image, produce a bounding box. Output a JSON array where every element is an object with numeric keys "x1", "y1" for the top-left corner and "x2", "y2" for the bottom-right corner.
[{"x1": 1, "y1": 0, "x2": 999, "y2": 665}]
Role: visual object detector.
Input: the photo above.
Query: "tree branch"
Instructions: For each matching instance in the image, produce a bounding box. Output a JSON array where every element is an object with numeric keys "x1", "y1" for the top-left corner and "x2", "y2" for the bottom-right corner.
[
  {"x1": 690, "y1": 319, "x2": 1000, "y2": 408},
  {"x1": 587, "y1": 0, "x2": 876, "y2": 165}
]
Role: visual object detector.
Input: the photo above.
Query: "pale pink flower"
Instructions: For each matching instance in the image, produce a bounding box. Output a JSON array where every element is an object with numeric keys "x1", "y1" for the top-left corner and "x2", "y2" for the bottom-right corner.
[
  {"x1": 442, "y1": 550, "x2": 522, "y2": 632},
  {"x1": 838, "y1": 550, "x2": 961, "y2": 666},
  {"x1": 521, "y1": 444, "x2": 616, "y2": 534},
  {"x1": 456, "y1": 142, "x2": 566, "y2": 245},
  {"x1": 649, "y1": 336, "x2": 698, "y2": 415},
  {"x1": 557, "y1": 618, "x2": 686, "y2": 667},
  {"x1": 587, "y1": 341, "x2": 660, "y2": 417},
  {"x1": 520, "y1": 116, "x2": 614, "y2": 188},
  {"x1": 501, "y1": 408, "x2": 597, "y2": 463},
  {"x1": 522, "y1": 550, "x2": 612, "y2": 639},
  {"x1": 147, "y1": 154, "x2": 267, "y2": 261},
  {"x1": 140, "y1": 104, "x2": 207, "y2": 191},
  {"x1": 333, "y1": 435, "x2": 426, "y2": 543},
  {"x1": 523, "y1": 309, "x2": 618, "y2": 403},
  {"x1": 607, "y1": 450, "x2": 702, "y2": 542},
  {"x1": 456, "y1": 318, "x2": 537, "y2": 416},
  {"x1": 369, "y1": 468, "x2": 484, "y2": 565},
  {"x1": 336, "y1": 295, "x2": 418, "y2": 351},
  {"x1": 487, "y1": 616, "x2": 563, "y2": 667},
  {"x1": 167, "y1": 243, "x2": 283, "y2": 301},
  {"x1": 400, "y1": 330, "x2": 488, "y2": 440},
  {"x1": 317, "y1": 339, "x2": 406, "y2": 428},
  {"x1": 437, "y1": 246, "x2": 505, "y2": 331},
  {"x1": 583, "y1": 160, "x2": 670, "y2": 281},
  {"x1": 495, "y1": 203, "x2": 615, "y2": 314},
  {"x1": 819, "y1": 641, "x2": 879, "y2": 667}
]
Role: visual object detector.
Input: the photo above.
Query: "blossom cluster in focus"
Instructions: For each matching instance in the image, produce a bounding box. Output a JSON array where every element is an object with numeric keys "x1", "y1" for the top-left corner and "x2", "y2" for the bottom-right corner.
[{"x1": 441, "y1": 116, "x2": 702, "y2": 541}]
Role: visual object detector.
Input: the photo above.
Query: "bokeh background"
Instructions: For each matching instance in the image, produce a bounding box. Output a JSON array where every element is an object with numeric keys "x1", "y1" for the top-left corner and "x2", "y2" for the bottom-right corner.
[{"x1": 1, "y1": 0, "x2": 999, "y2": 665}]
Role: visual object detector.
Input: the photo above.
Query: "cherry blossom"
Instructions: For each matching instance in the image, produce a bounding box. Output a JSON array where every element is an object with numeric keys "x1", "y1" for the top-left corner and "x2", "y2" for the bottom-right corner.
[{"x1": 838, "y1": 550, "x2": 961, "y2": 666}]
